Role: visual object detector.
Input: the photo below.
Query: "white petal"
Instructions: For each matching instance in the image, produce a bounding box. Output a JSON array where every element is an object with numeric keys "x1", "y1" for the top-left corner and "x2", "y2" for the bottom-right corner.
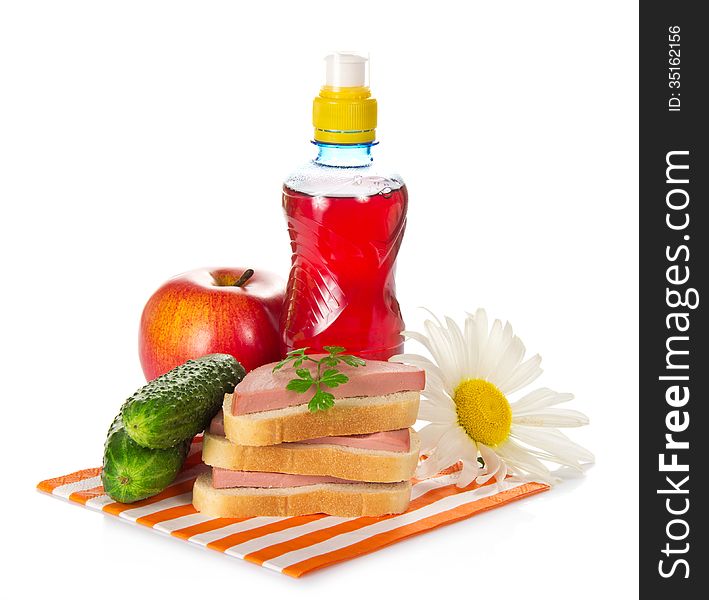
[
  {"x1": 422, "y1": 376, "x2": 456, "y2": 408},
  {"x1": 513, "y1": 408, "x2": 590, "y2": 428},
  {"x1": 419, "y1": 381, "x2": 451, "y2": 407},
  {"x1": 497, "y1": 322, "x2": 515, "y2": 364},
  {"x1": 489, "y1": 335, "x2": 525, "y2": 388},
  {"x1": 473, "y1": 308, "x2": 489, "y2": 350},
  {"x1": 416, "y1": 454, "x2": 445, "y2": 479},
  {"x1": 474, "y1": 471, "x2": 495, "y2": 485},
  {"x1": 421, "y1": 370, "x2": 454, "y2": 398},
  {"x1": 418, "y1": 396, "x2": 457, "y2": 424},
  {"x1": 511, "y1": 425, "x2": 595, "y2": 464},
  {"x1": 476, "y1": 443, "x2": 502, "y2": 484},
  {"x1": 478, "y1": 443, "x2": 502, "y2": 476},
  {"x1": 456, "y1": 426, "x2": 480, "y2": 463},
  {"x1": 458, "y1": 458, "x2": 482, "y2": 487},
  {"x1": 416, "y1": 441, "x2": 455, "y2": 478},
  {"x1": 444, "y1": 316, "x2": 467, "y2": 384},
  {"x1": 498, "y1": 353, "x2": 543, "y2": 394},
  {"x1": 454, "y1": 427, "x2": 481, "y2": 488},
  {"x1": 501, "y1": 321, "x2": 514, "y2": 343},
  {"x1": 417, "y1": 422, "x2": 451, "y2": 453},
  {"x1": 494, "y1": 460, "x2": 508, "y2": 483},
  {"x1": 527, "y1": 448, "x2": 585, "y2": 471},
  {"x1": 415, "y1": 425, "x2": 469, "y2": 478},
  {"x1": 463, "y1": 313, "x2": 481, "y2": 375},
  {"x1": 496, "y1": 438, "x2": 557, "y2": 484},
  {"x1": 420, "y1": 306, "x2": 445, "y2": 328},
  {"x1": 510, "y1": 388, "x2": 573, "y2": 413},
  {"x1": 401, "y1": 330, "x2": 434, "y2": 355},
  {"x1": 389, "y1": 352, "x2": 438, "y2": 372},
  {"x1": 391, "y1": 352, "x2": 448, "y2": 394},
  {"x1": 423, "y1": 319, "x2": 459, "y2": 388},
  {"x1": 477, "y1": 319, "x2": 505, "y2": 379},
  {"x1": 440, "y1": 425, "x2": 475, "y2": 461}
]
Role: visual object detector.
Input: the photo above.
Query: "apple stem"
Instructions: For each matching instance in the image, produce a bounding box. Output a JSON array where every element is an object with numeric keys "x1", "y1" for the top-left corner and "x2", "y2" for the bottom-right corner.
[{"x1": 234, "y1": 269, "x2": 254, "y2": 287}]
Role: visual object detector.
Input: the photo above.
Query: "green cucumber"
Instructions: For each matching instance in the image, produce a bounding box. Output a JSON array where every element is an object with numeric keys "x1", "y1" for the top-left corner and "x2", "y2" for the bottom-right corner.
[
  {"x1": 121, "y1": 353, "x2": 245, "y2": 449},
  {"x1": 101, "y1": 416, "x2": 190, "y2": 503}
]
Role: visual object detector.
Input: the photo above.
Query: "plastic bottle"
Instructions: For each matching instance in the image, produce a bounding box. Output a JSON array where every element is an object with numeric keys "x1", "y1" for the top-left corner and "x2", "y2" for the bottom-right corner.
[{"x1": 281, "y1": 52, "x2": 407, "y2": 360}]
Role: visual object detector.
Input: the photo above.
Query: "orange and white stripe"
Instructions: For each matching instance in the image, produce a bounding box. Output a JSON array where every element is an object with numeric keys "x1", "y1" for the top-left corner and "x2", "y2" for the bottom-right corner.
[{"x1": 37, "y1": 437, "x2": 548, "y2": 577}]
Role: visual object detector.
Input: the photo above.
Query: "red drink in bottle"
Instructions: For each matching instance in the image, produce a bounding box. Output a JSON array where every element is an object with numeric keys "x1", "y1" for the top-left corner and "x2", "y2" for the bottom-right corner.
[
  {"x1": 280, "y1": 53, "x2": 407, "y2": 360},
  {"x1": 282, "y1": 183, "x2": 407, "y2": 360}
]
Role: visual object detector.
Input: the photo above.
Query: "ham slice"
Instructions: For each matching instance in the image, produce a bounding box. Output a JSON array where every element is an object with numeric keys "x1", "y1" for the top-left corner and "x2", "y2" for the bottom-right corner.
[
  {"x1": 231, "y1": 358, "x2": 425, "y2": 415},
  {"x1": 209, "y1": 411, "x2": 227, "y2": 436},
  {"x1": 212, "y1": 468, "x2": 357, "y2": 489},
  {"x1": 297, "y1": 429, "x2": 410, "y2": 452},
  {"x1": 208, "y1": 411, "x2": 411, "y2": 452}
]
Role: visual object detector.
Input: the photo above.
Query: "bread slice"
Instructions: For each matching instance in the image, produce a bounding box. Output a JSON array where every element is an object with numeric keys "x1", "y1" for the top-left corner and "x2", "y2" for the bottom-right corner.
[
  {"x1": 222, "y1": 391, "x2": 420, "y2": 446},
  {"x1": 192, "y1": 471, "x2": 411, "y2": 517},
  {"x1": 202, "y1": 428, "x2": 420, "y2": 483}
]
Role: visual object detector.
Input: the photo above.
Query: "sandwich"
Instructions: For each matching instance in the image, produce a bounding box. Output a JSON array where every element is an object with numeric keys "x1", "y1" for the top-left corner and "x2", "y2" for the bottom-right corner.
[
  {"x1": 193, "y1": 358, "x2": 425, "y2": 518},
  {"x1": 220, "y1": 359, "x2": 423, "y2": 446}
]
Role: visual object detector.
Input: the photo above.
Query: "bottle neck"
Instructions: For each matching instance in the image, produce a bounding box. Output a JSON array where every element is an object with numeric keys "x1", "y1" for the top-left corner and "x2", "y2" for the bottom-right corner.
[{"x1": 313, "y1": 142, "x2": 376, "y2": 168}]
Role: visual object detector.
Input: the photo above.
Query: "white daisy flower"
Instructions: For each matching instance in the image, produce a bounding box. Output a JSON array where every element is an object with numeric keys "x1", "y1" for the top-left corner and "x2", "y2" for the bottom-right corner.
[{"x1": 391, "y1": 309, "x2": 593, "y2": 487}]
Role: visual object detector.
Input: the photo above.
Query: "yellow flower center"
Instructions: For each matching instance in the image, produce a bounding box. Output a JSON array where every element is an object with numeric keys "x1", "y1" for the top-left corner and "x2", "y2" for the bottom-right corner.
[{"x1": 453, "y1": 379, "x2": 512, "y2": 447}]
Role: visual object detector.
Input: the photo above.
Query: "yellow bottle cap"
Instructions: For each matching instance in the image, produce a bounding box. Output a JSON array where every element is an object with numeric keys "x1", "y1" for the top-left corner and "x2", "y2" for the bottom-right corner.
[{"x1": 312, "y1": 52, "x2": 377, "y2": 144}]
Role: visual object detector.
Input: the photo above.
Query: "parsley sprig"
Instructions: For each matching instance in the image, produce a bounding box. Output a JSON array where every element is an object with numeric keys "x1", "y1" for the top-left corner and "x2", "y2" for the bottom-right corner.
[{"x1": 272, "y1": 346, "x2": 366, "y2": 412}]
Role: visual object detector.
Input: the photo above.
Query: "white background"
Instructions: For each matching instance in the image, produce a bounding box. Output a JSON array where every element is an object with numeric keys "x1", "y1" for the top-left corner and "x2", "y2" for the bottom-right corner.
[{"x1": 1, "y1": 1, "x2": 638, "y2": 598}]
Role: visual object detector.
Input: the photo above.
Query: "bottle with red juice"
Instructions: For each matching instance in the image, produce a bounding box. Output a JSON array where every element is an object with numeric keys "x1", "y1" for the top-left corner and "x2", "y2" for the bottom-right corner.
[{"x1": 281, "y1": 52, "x2": 407, "y2": 360}]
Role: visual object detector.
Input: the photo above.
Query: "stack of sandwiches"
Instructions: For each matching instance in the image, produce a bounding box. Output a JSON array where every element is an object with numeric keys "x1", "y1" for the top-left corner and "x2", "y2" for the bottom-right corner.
[{"x1": 193, "y1": 358, "x2": 425, "y2": 517}]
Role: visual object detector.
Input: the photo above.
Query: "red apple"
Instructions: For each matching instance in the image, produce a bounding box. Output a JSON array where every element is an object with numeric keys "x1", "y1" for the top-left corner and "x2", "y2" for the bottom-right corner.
[{"x1": 139, "y1": 267, "x2": 284, "y2": 380}]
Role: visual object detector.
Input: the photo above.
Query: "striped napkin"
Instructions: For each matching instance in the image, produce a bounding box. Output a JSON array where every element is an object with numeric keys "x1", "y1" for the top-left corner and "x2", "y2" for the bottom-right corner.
[{"x1": 37, "y1": 435, "x2": 548, "y2": 577}]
